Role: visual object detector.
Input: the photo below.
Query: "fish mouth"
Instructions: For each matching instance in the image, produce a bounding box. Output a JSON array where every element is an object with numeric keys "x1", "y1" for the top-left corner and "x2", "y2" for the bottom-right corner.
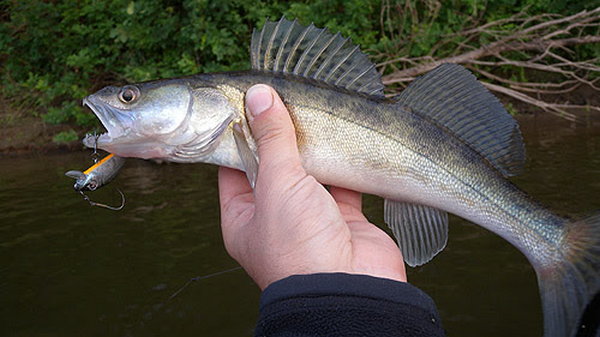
[{"x1": 82, "y1": 97, "x2": 130, "y2": 149}]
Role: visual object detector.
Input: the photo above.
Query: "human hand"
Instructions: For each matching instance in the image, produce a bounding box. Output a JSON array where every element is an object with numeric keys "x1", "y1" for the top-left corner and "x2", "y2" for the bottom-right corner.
[{"x1": 218, "y1": 84, "x2": 406, "y2": 290}]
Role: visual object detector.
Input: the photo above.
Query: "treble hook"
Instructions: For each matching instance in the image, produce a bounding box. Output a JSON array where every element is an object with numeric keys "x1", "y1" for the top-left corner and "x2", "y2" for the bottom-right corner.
[
  {"x1": 79, "y1": 189, "x2": 126, "y2": 211},
  {"x1": 66, "y1": 153, "x2": 126, "y2": 210}
]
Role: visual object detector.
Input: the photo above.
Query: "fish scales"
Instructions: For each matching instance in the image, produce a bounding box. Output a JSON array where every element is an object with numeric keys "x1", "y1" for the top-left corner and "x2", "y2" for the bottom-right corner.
[
  {"x1": 80, "y1": 18, "x2": 600, "y2": 337},
  {"x1": 203, "y1": 71, "x2": 565, "y2": 262}
]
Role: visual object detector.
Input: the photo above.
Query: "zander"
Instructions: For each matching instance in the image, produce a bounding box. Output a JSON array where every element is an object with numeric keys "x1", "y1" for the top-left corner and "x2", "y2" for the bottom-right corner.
[{"x1": 81, "y1": 18, "x2": 599, "y2": 336}]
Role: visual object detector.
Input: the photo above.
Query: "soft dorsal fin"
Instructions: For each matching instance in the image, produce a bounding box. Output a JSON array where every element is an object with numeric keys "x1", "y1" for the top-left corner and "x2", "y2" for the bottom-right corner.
[
  {"x1": 251, "y1": 17, "x2": 384, "y2": 97},
  {"x1": 396, "y1": 64, "x2": 526, "y2": 176}
]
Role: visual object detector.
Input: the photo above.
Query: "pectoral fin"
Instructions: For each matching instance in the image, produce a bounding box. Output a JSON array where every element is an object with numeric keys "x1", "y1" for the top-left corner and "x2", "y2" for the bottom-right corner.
[
  {"x1": 384, "y1": 199, "x2": 449, "y2": 267},
  {"x1": 232, "y1": 121, "x2": 259, "y2": 188}
]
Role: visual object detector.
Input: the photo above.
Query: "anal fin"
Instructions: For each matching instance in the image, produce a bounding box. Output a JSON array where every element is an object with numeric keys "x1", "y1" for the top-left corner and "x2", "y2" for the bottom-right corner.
[{"x1": 384, "y1": 199, "x2": 449, "y2": 267}]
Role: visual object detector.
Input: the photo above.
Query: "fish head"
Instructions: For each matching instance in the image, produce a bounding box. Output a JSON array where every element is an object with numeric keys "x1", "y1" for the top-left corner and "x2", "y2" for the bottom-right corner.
[{"x1": 82, "y1": 81, "x2": 197, "y2": 159}]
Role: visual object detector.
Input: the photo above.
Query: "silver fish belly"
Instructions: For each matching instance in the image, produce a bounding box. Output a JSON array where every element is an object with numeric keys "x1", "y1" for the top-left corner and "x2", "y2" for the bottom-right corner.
[{"x1": 80, "y1": 17, "x2": 600, "y2": 337}]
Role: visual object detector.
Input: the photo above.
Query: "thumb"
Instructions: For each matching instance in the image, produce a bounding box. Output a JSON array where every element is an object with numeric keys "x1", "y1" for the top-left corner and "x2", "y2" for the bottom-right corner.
[{"x1": 245, "y1": 84, "x2": 304, "y2": 180}]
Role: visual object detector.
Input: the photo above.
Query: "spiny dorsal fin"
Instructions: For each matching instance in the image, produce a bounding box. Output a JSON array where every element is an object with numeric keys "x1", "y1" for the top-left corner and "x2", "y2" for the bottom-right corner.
[
  {"x1": 251, "y1": 17, "x2": 384, "y2": 97},
  {"x1": 396, "y1": 64, "x2": 526, "y2": 176},
  {"x1": 384, "y1": 199, "x2": 449, "y2": 267}
]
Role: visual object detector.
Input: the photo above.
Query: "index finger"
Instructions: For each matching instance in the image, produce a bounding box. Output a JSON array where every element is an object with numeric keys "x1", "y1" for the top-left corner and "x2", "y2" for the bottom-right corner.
[
  {"x1": 329, "y1": 186, "x2": 368, "y2": 223},
  {"x1": 329, "y1": 186, "x2": 362, "y2": 210}
]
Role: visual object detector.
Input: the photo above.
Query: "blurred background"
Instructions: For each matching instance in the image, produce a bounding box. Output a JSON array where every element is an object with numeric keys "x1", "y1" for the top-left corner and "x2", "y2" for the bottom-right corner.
[{"x1": 1, "y1": 1, "x2": 599, "y2": 336}]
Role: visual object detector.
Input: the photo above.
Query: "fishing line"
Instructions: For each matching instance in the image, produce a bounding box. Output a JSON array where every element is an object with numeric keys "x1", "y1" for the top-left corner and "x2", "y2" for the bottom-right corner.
[
  {"x1": 166, "y1": 266, "x2": 243, "y2": 302},
  {"x1": 127, "y1": 266, "x2": 243, "y2": 332}
]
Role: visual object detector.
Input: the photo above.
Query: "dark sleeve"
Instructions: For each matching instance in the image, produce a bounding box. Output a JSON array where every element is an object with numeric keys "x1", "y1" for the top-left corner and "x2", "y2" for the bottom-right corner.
[{"x1": 255, "y1": 273, "x2": 445, "y2": 337}]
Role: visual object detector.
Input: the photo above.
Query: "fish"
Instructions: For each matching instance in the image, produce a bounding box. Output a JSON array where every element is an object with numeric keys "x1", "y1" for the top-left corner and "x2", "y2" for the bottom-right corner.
[
  {"x1": 66, "y1": 153, "x2": 126, "y2": 191},
  {"x1": 66, "y1": 153, "x2": 126, "y2": 210},
  {"x1": 80, "y1": 18, "x2": 600, "y2": 336}
]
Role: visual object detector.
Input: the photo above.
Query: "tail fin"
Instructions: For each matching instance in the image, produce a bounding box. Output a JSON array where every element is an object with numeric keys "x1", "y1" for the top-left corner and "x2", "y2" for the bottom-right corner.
[{"x1": 535, "y1": 214, "x2": 600, "y2": 337}]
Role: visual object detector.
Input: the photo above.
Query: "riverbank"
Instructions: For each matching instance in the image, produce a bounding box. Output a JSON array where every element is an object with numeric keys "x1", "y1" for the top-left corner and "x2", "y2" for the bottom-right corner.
[{"x1": 0, "y1": 95, "x2": 83, "y2": 155}]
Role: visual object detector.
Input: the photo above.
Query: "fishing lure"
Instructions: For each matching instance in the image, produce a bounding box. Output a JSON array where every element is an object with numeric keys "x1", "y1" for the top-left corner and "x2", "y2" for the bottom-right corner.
[{"x1": 66, "y1": 153, "x2": 126, "y2": 210}]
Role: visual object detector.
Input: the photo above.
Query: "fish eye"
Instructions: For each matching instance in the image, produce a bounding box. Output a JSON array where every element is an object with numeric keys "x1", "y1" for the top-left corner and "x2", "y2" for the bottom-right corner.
[
  {"x1": 87, "y1": 180, "x2": 98, "y2": 191},
  {"x1": 118, "y1": 85, "x2": 140, "y2": 104}
]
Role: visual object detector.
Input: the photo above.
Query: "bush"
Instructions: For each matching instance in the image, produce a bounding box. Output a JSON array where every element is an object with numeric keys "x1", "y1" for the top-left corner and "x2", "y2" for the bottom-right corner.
[
  {"x1": 52, "y1": 129, "x2": 79, "y2": 144},
  {"x1": 1, "y1": 0, "x2": 594, "y2": 131}
]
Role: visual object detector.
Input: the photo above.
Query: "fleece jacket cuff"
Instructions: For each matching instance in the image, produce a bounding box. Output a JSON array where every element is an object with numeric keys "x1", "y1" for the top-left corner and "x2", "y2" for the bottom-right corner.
[{"x1": 255, "y1": 272, "x2": 445, "y2": 337}]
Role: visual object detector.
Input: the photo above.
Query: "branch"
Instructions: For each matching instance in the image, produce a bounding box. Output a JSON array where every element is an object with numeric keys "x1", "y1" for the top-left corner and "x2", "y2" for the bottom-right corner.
[
  {"x1": 381, "y1": 35, "x2": 600, "y2": 84},
  {"x1": 472, "y1": 67, "x2": 582, "y2": 94},
  {"x1": 484, "y1": 82, "x2": 599, "y2": 123},
  {"x1": 379, "y1": 7, "x2": 600, "y2": 122}
]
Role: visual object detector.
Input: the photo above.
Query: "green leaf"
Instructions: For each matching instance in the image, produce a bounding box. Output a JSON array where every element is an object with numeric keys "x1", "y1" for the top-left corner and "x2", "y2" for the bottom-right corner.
[
  {"x1": 52, "y1": 130, "x2": 79, "y2": 144},
  {"x1": 126, "y1": 1, "x2": 135, "y2": 15}
]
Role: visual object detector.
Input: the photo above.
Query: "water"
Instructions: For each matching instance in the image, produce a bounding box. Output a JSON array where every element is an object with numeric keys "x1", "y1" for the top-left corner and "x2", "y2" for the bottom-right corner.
[{"x1": 1, "y1": 116, "x2": 599, "y2": 337}]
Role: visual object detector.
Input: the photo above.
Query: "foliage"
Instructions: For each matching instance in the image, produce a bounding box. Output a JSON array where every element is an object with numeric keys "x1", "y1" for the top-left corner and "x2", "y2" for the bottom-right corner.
[
  {"x1": 1, "y1": 0, "x2": 596, "y2": 138},
  {"x1": 52, "y1": 129, "x2": 79, "y2": 144}
]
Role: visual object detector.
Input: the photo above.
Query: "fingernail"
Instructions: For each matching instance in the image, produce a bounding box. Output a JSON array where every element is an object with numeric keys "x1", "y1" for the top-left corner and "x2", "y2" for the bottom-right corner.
[{"x1": 245, "y1": 85, "x2": 273, "y2": 119}]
